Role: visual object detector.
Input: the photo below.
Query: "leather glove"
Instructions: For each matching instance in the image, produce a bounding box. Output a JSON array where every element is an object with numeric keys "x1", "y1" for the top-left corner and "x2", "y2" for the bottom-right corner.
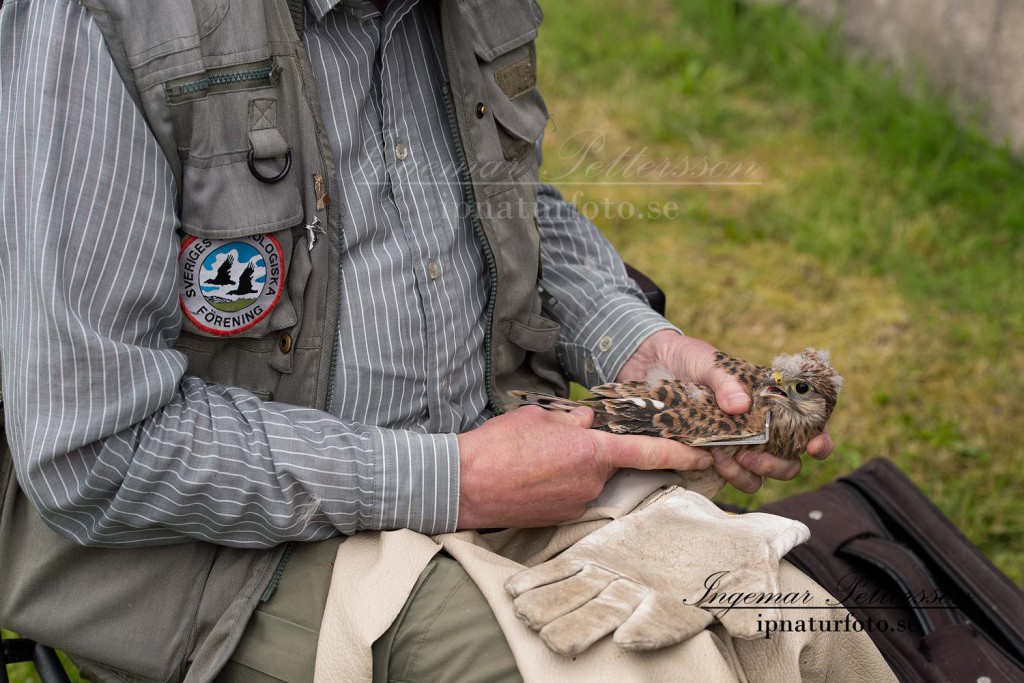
[{"x1": 505, "y1": 487, "x2": 810, "y2": 656}]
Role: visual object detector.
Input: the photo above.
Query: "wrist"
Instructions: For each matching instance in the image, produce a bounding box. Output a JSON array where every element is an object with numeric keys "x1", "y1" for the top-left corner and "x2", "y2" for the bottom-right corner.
[{"x1": 455, "y1": 430, "x2": 482, "y2": 529}]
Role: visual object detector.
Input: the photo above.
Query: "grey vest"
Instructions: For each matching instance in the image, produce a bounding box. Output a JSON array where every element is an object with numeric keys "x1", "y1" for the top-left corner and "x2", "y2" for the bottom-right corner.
[{"x1": 0, "y1": 1, "x2": 566, "y2": 680}]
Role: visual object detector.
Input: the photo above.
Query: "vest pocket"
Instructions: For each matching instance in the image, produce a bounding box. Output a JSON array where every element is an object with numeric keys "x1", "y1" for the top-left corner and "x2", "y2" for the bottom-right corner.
[
  {"x1": 485, "y1": 53, "x2": 548, "y2": 172},
  {"x1": 464, "y1": 0, "x2": 549, "y2": 169},
  {"x1": 508, "y1": 313, "x2": 559, "y2": 352},
  {"x1": 503, "y1": 313, "x2": 569, "y2": 396},
  {"x1": 176, "y1": 160, "x2": 311, "y2": 340}
]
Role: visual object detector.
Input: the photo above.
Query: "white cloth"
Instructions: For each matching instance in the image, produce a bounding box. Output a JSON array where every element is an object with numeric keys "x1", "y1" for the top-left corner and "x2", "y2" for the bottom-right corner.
[{"x1": 313, "y1": 471, "x2": 897, "y2": 683}]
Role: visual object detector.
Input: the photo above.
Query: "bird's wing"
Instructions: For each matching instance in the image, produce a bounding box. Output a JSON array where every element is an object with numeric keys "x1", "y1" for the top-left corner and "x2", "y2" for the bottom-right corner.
[
  {"x1": 695, "y1": 412, "x2": 771, "y2": 446},
  {"x1": 647, "y1": 390, "x2": 768, "y2": 445},
  {"x1": 585, "y1": 379, "x2": 769, "y2": 445},
  {"x1": 508, "y1": 349, "x2": 771, "y2": 446}
]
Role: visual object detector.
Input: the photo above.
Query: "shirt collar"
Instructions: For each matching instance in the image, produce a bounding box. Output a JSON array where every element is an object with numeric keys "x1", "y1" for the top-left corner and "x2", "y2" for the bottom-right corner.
[
  {"x1": 307, "y1": 0, "x2": 343, "y2": 22},
  {"x1": 308, "y1": 0, "x2": 411, "y2": 22}
]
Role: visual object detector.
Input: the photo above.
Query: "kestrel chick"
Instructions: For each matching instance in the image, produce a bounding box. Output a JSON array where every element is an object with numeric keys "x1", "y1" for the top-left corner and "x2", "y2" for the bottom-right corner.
[{"x1": 509, "y1": 348, "x2": 843, "y2": 463}]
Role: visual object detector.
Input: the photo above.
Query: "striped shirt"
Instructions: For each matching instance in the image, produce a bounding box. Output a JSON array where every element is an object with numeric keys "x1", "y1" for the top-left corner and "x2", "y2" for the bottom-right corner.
[{"x1": 0, "y1": 0, "x2": 675, "y2": 548}]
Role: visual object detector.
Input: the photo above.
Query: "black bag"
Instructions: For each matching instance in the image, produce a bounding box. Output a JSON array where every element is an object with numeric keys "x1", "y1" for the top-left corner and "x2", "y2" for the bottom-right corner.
[{"x1": 757, "y1": 458, "x2": 1024, "y2": 682}]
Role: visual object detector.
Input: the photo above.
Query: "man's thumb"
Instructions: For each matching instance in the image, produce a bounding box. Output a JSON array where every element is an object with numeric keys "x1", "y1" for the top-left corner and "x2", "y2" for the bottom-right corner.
[{"x1": 713, "y1": 377, "x2": 751, "y2": 414}]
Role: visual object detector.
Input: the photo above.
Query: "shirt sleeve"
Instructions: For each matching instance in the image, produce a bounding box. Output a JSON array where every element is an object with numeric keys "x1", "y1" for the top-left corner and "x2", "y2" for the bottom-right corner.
[
  {"x1": 0, "y1": 0, "x2": 458, "y2": 548},
  {"x1": 536, "y1": 183, "x2": 682, "y2": 387}
]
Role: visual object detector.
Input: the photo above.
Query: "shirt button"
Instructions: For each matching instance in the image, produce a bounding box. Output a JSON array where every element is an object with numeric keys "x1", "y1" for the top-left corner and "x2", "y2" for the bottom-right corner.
[
  {"x1": 395, "y1": 143, "x2": 408, "y2": 161},
  {"x1": 598, "y1": 336, "x2": 613, "y2": 352},
  {"x1": 584, "y1": 357, "x2": 596, "y2": 374},
  {"x1": 427, "y1": 261, "x2": 441, "y2": 280}
]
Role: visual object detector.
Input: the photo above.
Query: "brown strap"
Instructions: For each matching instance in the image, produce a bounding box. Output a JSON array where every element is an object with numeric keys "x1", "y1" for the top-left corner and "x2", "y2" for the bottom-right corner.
[
  {"x1": 840, "y1": 536, "x2": 960, "y2": 635},
  {"x1": 847, "y1": 459, "x2": 1024, "y2": 657}
]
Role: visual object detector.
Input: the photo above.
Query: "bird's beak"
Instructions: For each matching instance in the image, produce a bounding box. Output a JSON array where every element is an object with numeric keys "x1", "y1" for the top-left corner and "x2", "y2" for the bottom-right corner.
[{"x1": 761, "y1": 371, "x2": 788, "y2": 398}]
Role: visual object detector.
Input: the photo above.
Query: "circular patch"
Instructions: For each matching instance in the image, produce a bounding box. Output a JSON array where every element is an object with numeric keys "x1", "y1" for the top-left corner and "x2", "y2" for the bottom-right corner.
[{"x1": 178, "y1": 235, "x2": 285, "y2": 336}]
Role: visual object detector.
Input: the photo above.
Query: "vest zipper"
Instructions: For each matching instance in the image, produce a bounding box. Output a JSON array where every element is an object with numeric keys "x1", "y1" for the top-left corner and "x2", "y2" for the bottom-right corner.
[
  {"x1": 259, "y1": 541, "x2": 296, "y2": 603},
  {"x1": 166, "y1": 59, "x2": 280, "y2": 104},
  {"x1": 441, "y1": 81, "x2": 501, "y2": 414},
  {"x1": 322, "y1": 168, "x2": 342, "y2": 418},
  {"x1": 537, "y1": 284, "x2": 558, "y2": 308}
]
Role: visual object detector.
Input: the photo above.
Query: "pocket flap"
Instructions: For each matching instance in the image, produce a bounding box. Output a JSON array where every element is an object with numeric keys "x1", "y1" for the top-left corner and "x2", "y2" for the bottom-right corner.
[
  {"x1": 181, "y1": 158, "x2": 302, "y2": 237},
  {"x1": 487, "y1": 83, "x2": 548, "y2": 144},
  {"x1": 459, "y1": 0, "x2": 543, "y2": 62},
  {"x1": 509, "y1": 314, "x2": 560, "y2": 352}
]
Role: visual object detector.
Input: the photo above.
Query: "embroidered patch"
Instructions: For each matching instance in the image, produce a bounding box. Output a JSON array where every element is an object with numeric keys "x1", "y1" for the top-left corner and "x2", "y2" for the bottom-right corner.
[{"x1": 179, "y1": 235, "x2": 284, "y2": 336}]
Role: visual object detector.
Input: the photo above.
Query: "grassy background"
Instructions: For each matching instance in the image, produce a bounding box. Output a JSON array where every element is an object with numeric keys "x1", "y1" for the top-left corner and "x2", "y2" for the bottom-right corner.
[
  {"x1": 5, "y1": 1, "x2": 1021, "y2": 681},
  {"x1": 542, "y1": 0, "x2": 1022, "y2": 584}
]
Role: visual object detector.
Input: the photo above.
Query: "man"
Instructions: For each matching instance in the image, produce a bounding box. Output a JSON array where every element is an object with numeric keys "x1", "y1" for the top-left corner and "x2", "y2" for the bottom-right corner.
[{"x1": 0, "y1": 0, "x2": 832, "y2": 681}]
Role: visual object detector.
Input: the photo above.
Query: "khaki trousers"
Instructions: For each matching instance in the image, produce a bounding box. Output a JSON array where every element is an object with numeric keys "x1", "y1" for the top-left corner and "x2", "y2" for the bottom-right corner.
[{"x1": 213, "y1": 538, "x2": 521, "y2": 683}]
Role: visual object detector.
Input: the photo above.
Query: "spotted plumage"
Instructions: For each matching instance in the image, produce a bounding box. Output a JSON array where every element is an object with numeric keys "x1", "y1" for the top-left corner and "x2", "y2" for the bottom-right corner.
[{"x1": 509, "y1": 348, "x2": 843, "y2": 464}]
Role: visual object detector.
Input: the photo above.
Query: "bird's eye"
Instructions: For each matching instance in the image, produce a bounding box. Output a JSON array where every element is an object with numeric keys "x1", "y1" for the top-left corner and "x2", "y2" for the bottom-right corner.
[{"x1": 794, "y1": 382, "x2": 811, "y2": 395}]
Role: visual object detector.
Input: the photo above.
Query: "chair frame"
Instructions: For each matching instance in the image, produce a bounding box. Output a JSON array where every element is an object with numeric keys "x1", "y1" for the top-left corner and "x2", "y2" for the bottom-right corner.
[{"x1": 1, "y1": 637, "x2": 71, "y2": 683}]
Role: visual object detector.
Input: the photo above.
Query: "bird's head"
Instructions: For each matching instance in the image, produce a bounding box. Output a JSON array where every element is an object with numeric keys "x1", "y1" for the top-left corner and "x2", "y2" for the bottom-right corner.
[{"x1": 757, "y1": 348, "x2": 843, "y2": 428}]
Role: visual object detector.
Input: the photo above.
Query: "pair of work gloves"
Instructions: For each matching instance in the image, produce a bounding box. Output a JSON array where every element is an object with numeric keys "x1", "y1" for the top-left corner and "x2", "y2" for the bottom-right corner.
[{"x1": 504, "y1": 486, "x2": 810, "y2": 656}]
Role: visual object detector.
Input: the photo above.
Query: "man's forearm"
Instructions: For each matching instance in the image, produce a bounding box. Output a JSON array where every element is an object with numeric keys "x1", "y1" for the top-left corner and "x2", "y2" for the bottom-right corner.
[{"x1": 12, "y1": 376, "x2": 459, "y2": 548}]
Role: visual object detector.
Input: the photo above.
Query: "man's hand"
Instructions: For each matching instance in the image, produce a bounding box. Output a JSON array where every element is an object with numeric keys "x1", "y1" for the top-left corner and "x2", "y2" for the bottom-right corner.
[
  {"x1": 456, "y1": 406, "x2": 713, "y2": 529},
  {"x1": 616, "y1": 330, "x2": 834, "y2": 493}
]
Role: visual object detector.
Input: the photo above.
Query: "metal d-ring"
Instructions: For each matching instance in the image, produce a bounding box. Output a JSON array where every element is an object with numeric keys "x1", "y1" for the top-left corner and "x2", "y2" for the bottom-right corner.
[{"x1": 247, "y1": 148, "x2": 292, "y2": 184}]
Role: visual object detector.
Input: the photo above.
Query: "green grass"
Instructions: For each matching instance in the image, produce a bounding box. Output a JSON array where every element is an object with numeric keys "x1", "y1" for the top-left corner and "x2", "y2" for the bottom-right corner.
[{"x1": 540, "y1": 0, "x2": 1023, "y2": 583}]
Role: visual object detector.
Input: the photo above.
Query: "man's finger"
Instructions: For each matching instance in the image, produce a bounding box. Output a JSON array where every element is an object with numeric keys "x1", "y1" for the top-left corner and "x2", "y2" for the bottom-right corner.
[
  {"x1": 735, "y1": 450, "x2": 801, "y2": 481},
  {"x1": 712, "y1": 449, "x2": 762, "y2": 493},
  {"x1": 595, "y1": 432, "x2": 713, "y2": 472},
  {"x1": 806, "y1": 432, "x2": 833, "y2": 460}
]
